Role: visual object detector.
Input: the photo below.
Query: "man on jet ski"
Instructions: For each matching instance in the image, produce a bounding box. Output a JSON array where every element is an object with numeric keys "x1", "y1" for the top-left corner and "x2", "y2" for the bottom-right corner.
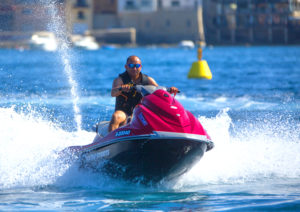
[{"x1": 109, "y1": 55, "x2": 178, "y2": 132}]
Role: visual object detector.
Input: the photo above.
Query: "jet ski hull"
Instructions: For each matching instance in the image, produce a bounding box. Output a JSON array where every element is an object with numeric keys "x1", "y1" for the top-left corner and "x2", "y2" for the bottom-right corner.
[{"x1": 80, "y1": 135, "x2": 210, "y2": 183}]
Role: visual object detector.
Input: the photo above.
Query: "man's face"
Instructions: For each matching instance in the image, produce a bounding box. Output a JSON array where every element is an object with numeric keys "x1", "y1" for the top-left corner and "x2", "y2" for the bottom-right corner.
[{"x1": 125, "y1": 57, "x2": 142, "y2": 79}]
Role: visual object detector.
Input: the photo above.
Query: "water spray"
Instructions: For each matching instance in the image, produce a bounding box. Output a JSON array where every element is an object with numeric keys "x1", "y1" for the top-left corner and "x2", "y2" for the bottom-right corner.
[{"x1": 46, "y1": 0, "x2": 82, "y2": 131}]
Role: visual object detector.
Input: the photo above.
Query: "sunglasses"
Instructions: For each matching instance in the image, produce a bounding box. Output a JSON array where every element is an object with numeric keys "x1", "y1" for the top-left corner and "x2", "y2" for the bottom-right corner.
[{"x1": 127, "y1": 63, "x2": 141, "y2": 68}]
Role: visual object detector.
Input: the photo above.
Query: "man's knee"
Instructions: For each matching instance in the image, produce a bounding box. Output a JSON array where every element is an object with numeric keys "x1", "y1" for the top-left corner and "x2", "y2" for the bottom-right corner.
[
  {"x1": 111, "y1": 110, "x2": 127, "y2": 124},
  {"x1": 109, "y1": 110, "x2": 127, "y2": 132}
]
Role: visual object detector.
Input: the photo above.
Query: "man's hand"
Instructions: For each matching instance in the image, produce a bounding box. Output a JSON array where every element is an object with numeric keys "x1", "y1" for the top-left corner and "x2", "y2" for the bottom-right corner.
[
  {"x1": 120, "y1": 84, "x2": 132, "y2": 93},
  {"x1": 169, "y1": 87, "x2": 179, "y2": 94}
]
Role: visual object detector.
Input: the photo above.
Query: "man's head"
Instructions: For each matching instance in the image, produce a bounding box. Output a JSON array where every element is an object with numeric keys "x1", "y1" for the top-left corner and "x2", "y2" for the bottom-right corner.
[{"x1": 125, "y1": 55, "x2": 142, "y2": 80}]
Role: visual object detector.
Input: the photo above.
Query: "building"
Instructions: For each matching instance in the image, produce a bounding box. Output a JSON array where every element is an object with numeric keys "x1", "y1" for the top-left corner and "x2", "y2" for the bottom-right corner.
[
  {"x1": 288, "y1": 0, "x2": 300, "y2": 43},
  {"x1": 93, "y1": 0, "x2": 118, "y2": 29},
  {"x1": 0, "y1": 0, "x2": 95, "y2": 46},
  {"x1": 118, "y1": 0, "x2": 157, "y2": 12},
  {"x1": 0, "y1": 0, "x2": 14, "y2": 32},
  {"x1": 0, "y1": 0, "x2": 65, "y2": 46},
  {"x1": 94, "y1": 0, "x2": 118, "y2": 14},
  {"x1": 91, "y1": 0, "x2": 300, "y2": 45},
  {"x1": 65, "y1": 0, "x2": 93, "y2": 35},
  {"x1": 203, "y1": 0, "x2": 300, "y2": 45},
  {"x1": 92, "y1": 0, "x2": 205, "y2": 44},
  {"x1": 158, "y1": 0, "x2": 197, "y2": 8},
  {"x1": 0, "y1": 0, "x2": 299, "y2": 47}
]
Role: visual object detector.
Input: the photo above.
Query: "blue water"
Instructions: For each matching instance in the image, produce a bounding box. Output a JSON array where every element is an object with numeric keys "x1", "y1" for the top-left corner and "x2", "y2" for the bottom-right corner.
[{"x1": 0, "y1": 46, "x2": 300, "y2": 211}]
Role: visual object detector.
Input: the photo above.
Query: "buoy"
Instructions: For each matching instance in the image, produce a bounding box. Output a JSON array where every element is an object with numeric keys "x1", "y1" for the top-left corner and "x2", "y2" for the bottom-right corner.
[{"x1": 188, "y1": 48, "x2": 212, "y2": 79}]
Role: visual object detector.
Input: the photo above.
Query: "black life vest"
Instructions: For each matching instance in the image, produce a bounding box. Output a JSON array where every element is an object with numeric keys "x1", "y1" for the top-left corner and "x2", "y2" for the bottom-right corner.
[{"x1": 115, "y1": 71, "x2": 150, "y2": 116}]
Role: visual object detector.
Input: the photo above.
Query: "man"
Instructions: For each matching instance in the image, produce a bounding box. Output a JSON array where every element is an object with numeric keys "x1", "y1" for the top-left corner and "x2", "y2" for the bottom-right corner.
[{"x1": 109, "y1": 55, "x2": 178, "y2": 132}]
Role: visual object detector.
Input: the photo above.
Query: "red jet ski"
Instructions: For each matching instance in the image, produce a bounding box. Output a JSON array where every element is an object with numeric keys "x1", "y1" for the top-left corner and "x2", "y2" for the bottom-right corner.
[{"x1": 67, "y1": 85, "x2": 214, "y2": 183}]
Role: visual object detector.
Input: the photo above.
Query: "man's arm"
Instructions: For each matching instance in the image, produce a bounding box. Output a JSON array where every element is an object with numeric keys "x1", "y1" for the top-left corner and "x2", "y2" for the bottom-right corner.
[
  {"x1": 148, "y1": 77, "x2": 158, "y2": 86},
  {"x1": 111, "y1": 77, "x2": 123, "y2": 97},
  {"x1": 148, "y1": 77, "x2": 177, "y2": 93}
]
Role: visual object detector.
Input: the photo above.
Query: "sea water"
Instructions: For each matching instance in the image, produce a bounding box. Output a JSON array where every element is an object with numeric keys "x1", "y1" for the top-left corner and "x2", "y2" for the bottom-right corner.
[{"x1": 0, "y1": 46, "x2": 299, "y2": 211}]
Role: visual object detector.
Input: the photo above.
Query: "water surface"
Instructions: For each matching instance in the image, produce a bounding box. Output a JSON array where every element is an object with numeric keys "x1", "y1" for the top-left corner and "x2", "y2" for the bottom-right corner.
[{"x1": 0, "y1": 46, "x2": 299, "y2": 211}]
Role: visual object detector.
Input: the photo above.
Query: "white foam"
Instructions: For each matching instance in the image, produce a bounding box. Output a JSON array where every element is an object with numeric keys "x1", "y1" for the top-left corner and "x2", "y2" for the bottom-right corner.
[
  {"x1": 1, "y1": 106, "x2": 299, "y2": 190},
  {"x1": 215, "y1": 97, "x2": 228, "y2": 103},
  {"x1": 0, "y1": 96, "x2": 114, "y2": 108},
  {"x1": 0, "y1": 107, "x2": 93, "y2": 189},
  {"x1": 173, "y1": 109, "x2": 300, "y2": 189},
  {"x1": 175, "y1": 95, "x2": 278, "y2": 111}
]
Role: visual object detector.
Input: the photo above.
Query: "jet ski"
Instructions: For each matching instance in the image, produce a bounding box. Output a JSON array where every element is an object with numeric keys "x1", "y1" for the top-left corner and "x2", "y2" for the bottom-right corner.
[{"x1": 66, "y1": 85, "x2": 214, "y2": 183}]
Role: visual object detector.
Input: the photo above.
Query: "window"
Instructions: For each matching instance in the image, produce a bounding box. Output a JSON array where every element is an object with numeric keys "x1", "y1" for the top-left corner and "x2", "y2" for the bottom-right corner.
[
  {"x1": 125, "y1": 0, "x2": 136, "y2": 9},
  {"x1": 0, "y1": 14, "x2": 13, "y2": 31},
  {"x1": 237, "y1": 1, "x2": 248, "y2": 11},
  {"x1": 21, "y1": 24, "x2": 34, "y2": 31},
  {"x1": 76, "y1": 0, "x2": 88, "y2": 7},
  {"x1": 171, "y1": 0, "x2": 180, "y2": 7},
  {"x1": 256, "y1": 3, "x2": 267, "y2": 12},
  {"x1": 166, "y1": 19, "x2": 171, "y2": 27},
  {"x1": 158, "y1": 0, "x2": 162, "y2": 9},
  {"x1": 141, "y1": 0, "x2": 151, "y2": 7},
  {"x1": 145, "y1": 20, "x2": 151, "y2": 27},
  {"x1": 22, "y1": 8, "x2": 32, "y2": 15},
  {"x1": 77, "y1": 11, "x2": 85, "y2": 20},
  {"x1": 186, "y1": 19, "x2": 191, "y2": 27}
]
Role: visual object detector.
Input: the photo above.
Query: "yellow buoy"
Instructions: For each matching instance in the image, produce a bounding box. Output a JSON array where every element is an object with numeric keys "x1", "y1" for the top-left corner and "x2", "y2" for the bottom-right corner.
[{"x1": 188, "y1": 48, "x2": 212, "y2": 79}]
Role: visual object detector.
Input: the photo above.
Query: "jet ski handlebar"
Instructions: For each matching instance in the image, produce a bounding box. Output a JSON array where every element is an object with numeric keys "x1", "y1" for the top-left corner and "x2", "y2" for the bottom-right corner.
[{"x1": 118, "y1": 85, "x2": 180, "y2": 96}]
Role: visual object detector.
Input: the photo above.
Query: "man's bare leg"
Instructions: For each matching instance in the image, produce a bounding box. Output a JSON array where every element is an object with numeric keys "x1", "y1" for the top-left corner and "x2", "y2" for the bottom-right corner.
[{"x1": 109, "y1": 110, "x2": 127, "y2": 132}]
